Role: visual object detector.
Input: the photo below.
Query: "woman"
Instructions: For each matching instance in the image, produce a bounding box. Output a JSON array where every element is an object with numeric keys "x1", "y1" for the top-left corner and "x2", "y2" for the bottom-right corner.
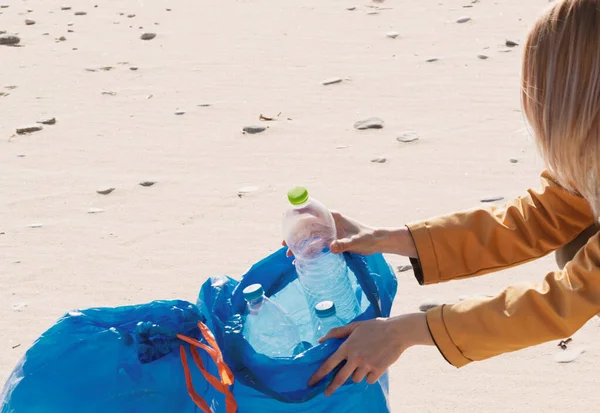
[{"x1": 307, "y1": 0, "x2": 600, "y2": 397}]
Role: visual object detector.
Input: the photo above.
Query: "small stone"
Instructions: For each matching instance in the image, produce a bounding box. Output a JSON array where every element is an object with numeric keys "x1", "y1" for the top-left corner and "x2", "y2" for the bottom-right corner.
[
  {"x1": 17, "y1": 154, "x2": 26, "y2": 157},
  {"x1": 396, "y1": 264, "x2": 413, "y2": 272},
  {"x1": 129, "y1": 66, "x2": 138, "y2": 71},
  {"x1": 419, "y1": 300, "x2": 441, "y2": 312},
  {"x1": 425, "y1": 57, "x2": 440, "y2": 63},
  {"x1": 25, "y1": 19, "x2": 36, "y2": 25},
  {"x1": 371, "y1": 157, "x2": 387, "y2": 163},
  {"x1": 505, "y1": 39, "x2": 519, "y2": 47},
  {"x1": 0, "y1": 34, "x2": 21, "y2": 45},
  {"x1": 166, "y1": 8, "x2": 172, "y2": 11},
  {"x1": 509, "y1": 158, "x2": 519, "y2": 164},
  {"x1": 127, "y1": 14, "x2": 135, "y2": 18},
  {"x1": 477, "y1": 54, "x2": 489, "y2": 60},
  {"x1": 354, "y1": 117, "x2": 384, "y2": 130},
  {"x1": 139, "y1": 181, "x2": 157, "y2": 187},
  {"x1": 88, "y1": 207, "x2": 105, "y2": 214},
  {"x1": 11, "y1": 303, "x2": 27, "y2": 312},
  {"x1": 481, "y1": 196, "x2": 504, "y2": 203},
  {"x1": 96, "y1": 187, "x2": 115, "y2": 195},
  {"x1": 74, "y1": 11, "x2": 87, "y2": 16},
  {"x1": 456, "y1": 16, "x2": 471, "y2": 23},
  {"x1": 12, "y1": 344, "x2": 21, "y2": 349},
  {"x1": 174, "y1": 111, "x2": 185, "y2": 115},
  {"x1": 16, "y1": 125, "x2": 43, "y2": 135},
  {"x1": 101, "y1": 91, "x2": 116, "y2": 96},
  {"x1": 67, "y1": 22, "x2": 74, "y2": 26},
  {"x1": 322, "y1": 77, "x2": 343, "y2": 86},
  {"x1": 242, "y1": 125, "x2": 267, "y2": 134},
  {"x1": 140, "y1": 32, "x2": 156, "y2": 40},
  {"x1": 0, "y1": 4, "x2": 8, "y2": 8},
  {"x1": 237, "y1": 186, "x2": 259, "y2": 197},
  {"x1": 57, "y1": 36, "x2": 66, "y2": 42},
  {"x1": 28, "y1": 223, "x2": 43, "y2": 228},
  {"x1": 67, "y1": 29, "x2": 73, "y2": 33},
  {"x1": 386, "y1": 31, "x2": 399, "y2": 39},
  {"x1": 100, "y1": 66, "x2": 114, "y2": 71},
  {"x1": 37, "y1": 117, "x2": 56, "y2": 125},
  {"x1": 397, "y1": 132, "x2": 419, "y2": 143},
  {"x1": 198, "y1": 103, "x2": 211, "y2": 107},
  {"x1": 347, "y1": 6, "x2": 356, "y2": 10},
  {"x1": 61, "y1": 6, "x2": 72, "y2": 10}
]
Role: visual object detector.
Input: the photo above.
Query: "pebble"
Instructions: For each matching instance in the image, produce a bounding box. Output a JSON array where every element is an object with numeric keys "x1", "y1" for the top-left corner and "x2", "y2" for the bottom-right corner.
[
  {"x1": 25, "y1": 19, "x2": 36, "y2": 25},
  {"x1": 397, "y1": 264, "x2": 413, "y2": 272},
  {"x1": 16, "y1": 125, "x2": 43, "y2": 134},
  {"x1": 67, "y1": 29, "x2": 73, "y2": 33},
  {"x1": 130, "y1": 66, "x2": 138, "y2": 71},
  {"x1": 481, "y1": 196, "x2": 504, "y2": 203},
  {"x1": 0, "y1": 34, "x2": 21, "y2": 45},
  {"x1": 397, "y1": 132, "x2": 419, "y2": 143},
  {"x1": 74, "y1": 11, "x2": 87, "y2": 16},
  {"x1": 322, "y1": 77, "x2": 343, "y2": 86},
  {"x1": 11, "y1": 303, "x2": 27, "y2": 312},
  {"x1": 347, "y1": 6, "x2": 356, "y2": 10},
  {"x1": 96, "y1": 187, "x2": 115, "y2": 195},
  {"x1": 37, "y1": 117, "x2": 56, "y2": 125},
  {"x1": 87, "y1": 207, "x2": 105, "y2": 214},
  {"x1": 419, "y1": 300, "x2": 441, "y2": 312},
  {"x1": 371, "y1": 157, "x2": 387, "y2": 163},
  {"x1": 174, "y1": 111, "x2": 185, "y2": 115},
  {"x1": 477, "y1": 54, "x2": 489, "y2": 60},
  {"x1": 456, "y1": 16, "x2": 471, "y2": 23},
  {"x1": 67, "y1": 22, "x2": 74, "y2": 26},
  {"x1": 101, "y1": 91, "x2": 116, "y2": 96},
  {"x1": 198, "y1": 103, "x2": 211, "y2": 107},
  {"x1": 237, "y1": 186, "x2": 259, "y2": 197},
  {"x1": 354, "y1": 117, "x2": 384, "y2": 130},
  {"x1": 61, "y1": 6, "x2": 72, "y2": 10},
  {"x1": 140, "y1": 32, "x2": 156, "y2": 40},
  {"x1": 509, "y1": 158, "x2": 519, "y2": 163},
  {"x1": 386, "y1": 31, "x2": 399, "y2": 39},
  {"x1": 127, "y1": 14, "x2": 135, "y2": 18},
  {"x1": 367, "y1": 11, "x2": 379, "y2": 15},
  {"x1": 139, "y1": 181, "x2": 157, "y2": 187},
  {"x1": 425, "y1": 57, "x2": 440, "y2": 63},
  {"x1": 28, "y1": 223, "x2": 43, "y2": 228},
  {"x1": 242, "y1": 125, "x2": 267, "y2": 134},
  {"x1": 57, "y1": 36, "x2": 66, "y2": 42},
  {"x1": 0, "y1": 4, "x2": 8, "y2": 8},
  {"x1": 505, "y1": 39, "x2": 519, "y2": 47}
]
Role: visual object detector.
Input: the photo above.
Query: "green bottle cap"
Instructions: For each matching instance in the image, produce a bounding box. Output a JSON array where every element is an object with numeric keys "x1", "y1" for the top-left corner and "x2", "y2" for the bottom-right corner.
[{"x1": 287, "y1": 186, "x2": 309, "y2": 205}]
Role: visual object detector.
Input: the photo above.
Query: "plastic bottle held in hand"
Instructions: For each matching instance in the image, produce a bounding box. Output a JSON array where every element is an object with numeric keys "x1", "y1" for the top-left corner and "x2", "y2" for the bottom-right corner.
[
  {"x1": 242, "y1": 284, "x2": 307, "y2": 358},
  {"x1": 314, "y1": 301, "x2": 344, "y2": 339},
  {"x1": 282, "y1": 187, "x2": 360, "y2": 324}
]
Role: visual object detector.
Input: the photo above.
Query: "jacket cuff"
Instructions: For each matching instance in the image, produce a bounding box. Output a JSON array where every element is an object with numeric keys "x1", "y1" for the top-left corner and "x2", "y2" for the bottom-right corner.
[
  {"x1": 406, "y1": 221, "x2": 441, "y2": 285},
  {"x1": 426, "y1": 305, "x2": 472, "y2": 368}
]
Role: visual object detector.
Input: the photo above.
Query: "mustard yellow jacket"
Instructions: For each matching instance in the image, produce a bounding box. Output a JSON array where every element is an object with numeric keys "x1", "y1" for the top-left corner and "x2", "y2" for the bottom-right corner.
[{"x1": 406, "y1": 171, "x2": 598, "y2": 367}]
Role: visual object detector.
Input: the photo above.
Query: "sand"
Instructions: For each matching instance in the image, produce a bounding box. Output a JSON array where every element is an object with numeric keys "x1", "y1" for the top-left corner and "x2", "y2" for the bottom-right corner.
[{"x1": 2, "y1": 0, "x2": 600, "y2": 411}]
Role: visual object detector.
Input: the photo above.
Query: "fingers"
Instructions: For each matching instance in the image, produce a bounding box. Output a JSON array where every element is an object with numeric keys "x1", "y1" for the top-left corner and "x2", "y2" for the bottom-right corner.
[
  {"x1": 366, "y1": 370, "x2": 383, "y2": 385},
  {"x1": 352, "y1": 366, "x2": 369, "y2": 383},
  {"x1": 308, "y1": 346, "x2": 346, "y2": 386},
  {"x1": 324, "y1": 360, "x2": 357, "y2": 397},
  {"x1": 330, "y1": 237, "x2": 354, "y2": 254},
  {"x1": 318, "y1": 322, "x2": 359, "y2": 343}
]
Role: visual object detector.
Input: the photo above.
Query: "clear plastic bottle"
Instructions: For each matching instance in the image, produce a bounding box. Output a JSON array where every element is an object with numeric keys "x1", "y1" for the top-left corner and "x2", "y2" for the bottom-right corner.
[
  {"x1": 242, "y1": 284, "x2": 306, "y2": 358},
  {"x1": 282, "y1": 187, "x2": 360, "y2": 325},
  {"x1": 314, "y1": 301, "x2": 344, "y2": 339}
]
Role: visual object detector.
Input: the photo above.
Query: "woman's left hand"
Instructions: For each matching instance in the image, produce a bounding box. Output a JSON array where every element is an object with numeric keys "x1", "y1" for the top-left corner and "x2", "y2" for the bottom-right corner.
[{"x1": 308, "y1": 313, "x2": 434, "y2": 396}]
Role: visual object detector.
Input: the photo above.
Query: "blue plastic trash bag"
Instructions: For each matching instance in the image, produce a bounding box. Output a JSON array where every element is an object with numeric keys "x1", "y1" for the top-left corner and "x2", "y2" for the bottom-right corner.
[
  {"x1": 0, "y1": 300, "x2": 230, "y2": 413},
  {"x1": 197, "y1": 247, "x2": 397, "y2": 413}
]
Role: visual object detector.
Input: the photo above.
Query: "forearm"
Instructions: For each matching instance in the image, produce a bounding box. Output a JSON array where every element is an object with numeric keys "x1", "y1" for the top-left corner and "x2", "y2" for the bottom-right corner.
[{"x1": 374, "y1": 227, "x2": 418, "y2": 258}]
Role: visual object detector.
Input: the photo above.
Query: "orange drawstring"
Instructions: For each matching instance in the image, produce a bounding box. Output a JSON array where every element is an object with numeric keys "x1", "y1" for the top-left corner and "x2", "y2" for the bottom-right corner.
[{"x1": 178, "y1": 322, "x2": 237, "y2": 413}]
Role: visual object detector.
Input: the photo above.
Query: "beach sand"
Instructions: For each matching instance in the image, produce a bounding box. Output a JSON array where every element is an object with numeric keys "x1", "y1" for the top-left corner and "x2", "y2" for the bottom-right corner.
[{"x1": 2, "y1": 0, "x2": 600, "y2": 411}]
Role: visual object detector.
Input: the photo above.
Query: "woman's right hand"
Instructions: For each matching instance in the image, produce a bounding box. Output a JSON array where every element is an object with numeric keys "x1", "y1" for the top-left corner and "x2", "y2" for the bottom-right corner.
[{"x1": 283, "y1": 211, "x2": 418, "y2": 258}]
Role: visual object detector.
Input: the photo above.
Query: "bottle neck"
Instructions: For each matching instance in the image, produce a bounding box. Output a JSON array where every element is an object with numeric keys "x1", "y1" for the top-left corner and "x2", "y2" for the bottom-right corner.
[{"x1": 246, "y1": 296, "x2": 265, "y2": 313}]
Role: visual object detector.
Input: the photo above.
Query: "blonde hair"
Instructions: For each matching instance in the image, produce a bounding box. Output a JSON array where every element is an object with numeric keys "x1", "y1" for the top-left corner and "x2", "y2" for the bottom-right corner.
[{"x1": 522, "y1": 0, "x2": 600, "y2": 217}]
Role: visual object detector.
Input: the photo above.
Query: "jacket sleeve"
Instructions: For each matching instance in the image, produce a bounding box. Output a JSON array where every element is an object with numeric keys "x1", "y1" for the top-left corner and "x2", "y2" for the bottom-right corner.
[
  {"x1": 406, "y1": 171, "x2": 596, "y2": 285},
  {"x1": 426, "y1": 233, "x2": 600, "y2": 367}
]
